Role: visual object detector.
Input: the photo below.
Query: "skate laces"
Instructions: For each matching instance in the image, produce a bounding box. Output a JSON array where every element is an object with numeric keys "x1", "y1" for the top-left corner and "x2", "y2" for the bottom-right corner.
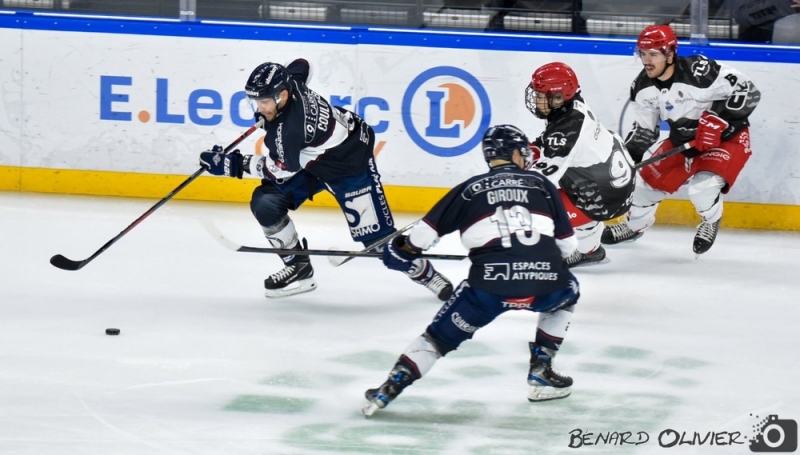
[
  {"x1": 530, "y1": 359, "x2": 568, "y2": 383},
  {"x1": 424, "y1": 272, "x2": 450, "y2": 294},
  {"x1": 565, "y1": 249, "x2": 583, "y2": 265},
  {"x1": 545, "y1": 363, "x2": 569, "y2": 381},
  {"x1": 696, "y1": 221, "x2": 718, "y2": 242},
  {"x1": 608, "y1": 222, "x2": 635, "y2": 240},
  {"x1": 269, "y1": 264, "x2": 296, "y2": 282},
  {"x1": 370, "y1": 368, "x2": 412, "y2": 403}
]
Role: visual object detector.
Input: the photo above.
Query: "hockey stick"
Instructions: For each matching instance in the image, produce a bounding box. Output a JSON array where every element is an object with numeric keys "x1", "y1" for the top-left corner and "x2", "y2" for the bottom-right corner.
[
  {"x1": 202, "y1": 219, "x2": 465, "y2": 261},
  {"x1": 634, "y1": 141, "x2": 695, "y2": 170},
  {"x1": 49, "y1": 119, "x2": 265, "y2": 271}
]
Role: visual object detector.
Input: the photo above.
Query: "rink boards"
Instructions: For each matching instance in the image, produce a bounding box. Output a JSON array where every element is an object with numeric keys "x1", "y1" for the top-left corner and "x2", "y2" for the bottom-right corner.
[{"x1": 1, "y1": 11, "x2": 799, "y2": 229}]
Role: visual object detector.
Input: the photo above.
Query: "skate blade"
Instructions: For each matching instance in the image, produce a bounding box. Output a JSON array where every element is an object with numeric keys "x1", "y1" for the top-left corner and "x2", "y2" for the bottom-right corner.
[
  {"x1": 601, "y1": 232, "x2": 643, "y2": 246},
  {"x1": 264, "y1": 279, "x2": 317, "y2": 299},
  {"x1": 527, "y1": 385, "x2": 572, "y2": 402},
  {"x1": 570, "y1": 257, "x2": 610, "y2": 269},
  {"x1": 361, "y1": 402, "x2": 381, "y2": 417}
]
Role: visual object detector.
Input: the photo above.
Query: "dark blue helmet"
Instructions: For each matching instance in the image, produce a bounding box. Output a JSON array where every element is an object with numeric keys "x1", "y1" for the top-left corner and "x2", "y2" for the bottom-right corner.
[
  {"x1": 245, "y1": 62, "x2": 292, "y2": 100},
  {"x1": 482, "y1": 125, "x2": 532, "y2": 165}
]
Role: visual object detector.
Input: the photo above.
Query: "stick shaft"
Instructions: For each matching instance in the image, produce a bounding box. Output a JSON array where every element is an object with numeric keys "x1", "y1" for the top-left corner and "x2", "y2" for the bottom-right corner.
[
  {"x1": 329, "y1": 223, "x2": 415, "y2": 267},
  {"x1": 634, "y1": 141, "x2": 694, "y2": 169},
  {"x1": 236, "y1": 245, "x2": 466, "y2": 261},
  {"x1": 201, "y1": 219, "x2": 464, "y2": 261},
  {"x1": 50, "y1": 120, "x2": 264, "y2": 271}
]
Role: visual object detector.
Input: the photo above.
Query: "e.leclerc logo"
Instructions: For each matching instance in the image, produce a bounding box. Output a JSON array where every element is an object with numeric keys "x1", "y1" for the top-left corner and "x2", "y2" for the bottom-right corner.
[
  {"x1": 99, "y1": 76, "x2": 254, "y2": 127},
  {"x1": 100, "y1": 69, "x2": 492, "y2": 159},
  {"x1": 402, "y1": 66, "x2": 491, "y2": 158}
]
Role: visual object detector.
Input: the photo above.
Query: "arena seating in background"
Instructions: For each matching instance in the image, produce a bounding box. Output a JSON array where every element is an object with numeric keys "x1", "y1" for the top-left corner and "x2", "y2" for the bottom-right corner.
[
  {"x1": 581, "y1": 0, "x2": 686, "y2": 36},
  {"x1": 50, "y1": 0, "x2": 179, "y2": 17},
  {"x1": 0, "y1": 0, "x2": 747, "y2": 41},
  {"x1": 772, "y1": 14, "x2": 800, "y2": 44},
  {"x1": 3, "y1": 0, "x2": 58, "y2": 8},
  {"x1": 340, "y1": 2, "x2": 414, "y2": 26},
  {"x1": 197, "y1": 0, "x2": 262, "y2": 21},
  {"x1": 502, "y1": 0, "x2": 574, "y2": 34}
]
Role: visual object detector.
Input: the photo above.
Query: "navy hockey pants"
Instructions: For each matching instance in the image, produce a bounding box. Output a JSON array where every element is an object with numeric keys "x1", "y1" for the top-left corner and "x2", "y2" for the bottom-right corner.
[
  {"x1": 250, "y1": 157, "x2": 395, "y2": 245},
  {"x1": 425, "y1": 275, "x2": 579, "y2": 354}
]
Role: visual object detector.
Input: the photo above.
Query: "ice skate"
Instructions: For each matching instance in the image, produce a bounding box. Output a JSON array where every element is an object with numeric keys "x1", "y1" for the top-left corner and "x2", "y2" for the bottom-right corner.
[
  {"x1": 408, "y1": 259, "x2": 453, "y2": 301},
  {"x1": 362, "y1": 366, "x2": 415, "y2": 417},
  {"x1": 264, "y1": 249, "x2": 316, "y2": 298},
  {"x1": 693, "y1": 219, "x2": 720, "y2": 256},
  {"x1": 601, "y1": 222, "x2": 643, "y2": 245},
  {"x1": 527, "y1": 344, "x2": 572, "y2": 402},
  {"x1": 565, "y1": 246, "x2": 609, "y2": 268}
]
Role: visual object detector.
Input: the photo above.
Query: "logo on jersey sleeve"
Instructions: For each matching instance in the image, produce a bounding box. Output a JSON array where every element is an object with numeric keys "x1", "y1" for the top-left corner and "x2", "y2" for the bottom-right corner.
[
  {"x1": 402, "y1": 66, "x2": 491, "y2": 157},
  {"x1": 691, "y1": 58, "x2": 711, "y2": 78}
]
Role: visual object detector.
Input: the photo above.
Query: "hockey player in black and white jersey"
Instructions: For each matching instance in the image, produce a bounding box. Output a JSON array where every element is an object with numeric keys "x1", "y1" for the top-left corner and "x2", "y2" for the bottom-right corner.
[
  {"x1": 199, "y1": 59, "x2": 453, "y2": 300},
  {"x1": 524, "y1": 62, "x2": 636, "y2": 267},
  {"x1": 602, "y1": 25, "x2": 761, "y2": 255},
  {"x1": 361, "y1": 125, "x2": 580, "y2": 416}
]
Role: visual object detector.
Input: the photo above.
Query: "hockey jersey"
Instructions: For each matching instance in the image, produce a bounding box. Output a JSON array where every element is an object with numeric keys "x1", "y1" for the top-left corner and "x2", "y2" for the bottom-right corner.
[
  {"x1": 625, "y1": 54, "x2": 761, "y2": 162},
  {"x1": 252, "y1": 60, "x2": 373, "y2": 183},
  {"x1": 530, "y1": 94, "x2": 636, "y2": 221},
  {"x1": 407, "y1": 164, "x2": 577, "y2": 296}
]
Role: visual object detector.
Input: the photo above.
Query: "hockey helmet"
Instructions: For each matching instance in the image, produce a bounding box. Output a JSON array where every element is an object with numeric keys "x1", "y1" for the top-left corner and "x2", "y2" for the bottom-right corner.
[
  {"x1": 482, "y1": 125, "x2": 532, "y2": 165},
  {"x1": 245, "y1": 62, "x2": 292, "y2": 101},
  {"x1": 525, "y1": 62, "x2": 579, "y2": 119},
  {"x1": 636, "y1": 25, "x2": 678, "y2": 56}
]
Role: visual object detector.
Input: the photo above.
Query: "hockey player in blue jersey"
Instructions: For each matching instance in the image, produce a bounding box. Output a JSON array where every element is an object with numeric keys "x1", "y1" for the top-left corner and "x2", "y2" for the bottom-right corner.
[
  {"x1": 361, "y1": 124, "x2": 581, "y2": 416},
  {"x1": 199, "y1": 59, "x2": 453, "y2": 300}
]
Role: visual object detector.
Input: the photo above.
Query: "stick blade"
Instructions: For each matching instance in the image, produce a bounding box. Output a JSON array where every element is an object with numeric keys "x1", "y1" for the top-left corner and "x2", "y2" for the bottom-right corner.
[
  {"x1": 327, "y1": 254, "x2": 353, "y2": 267},
  {"x1": 50, "y1": 254, "x2": 85, "y2": 271}
]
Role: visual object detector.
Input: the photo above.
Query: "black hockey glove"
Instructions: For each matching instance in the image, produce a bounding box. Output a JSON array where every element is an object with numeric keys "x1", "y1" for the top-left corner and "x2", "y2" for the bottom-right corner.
[
  {"x1": 200, "y1": 146, "x2": 244, "y2": 179},
  {"x1": 382, "y1": 236, "x2": 420, "y2": 273}
]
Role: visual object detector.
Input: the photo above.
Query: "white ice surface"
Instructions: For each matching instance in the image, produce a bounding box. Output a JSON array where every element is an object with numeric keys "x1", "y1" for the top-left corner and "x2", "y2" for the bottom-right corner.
[{"x1": 1, "y1": 192, "x2": 798, "y2": 455}]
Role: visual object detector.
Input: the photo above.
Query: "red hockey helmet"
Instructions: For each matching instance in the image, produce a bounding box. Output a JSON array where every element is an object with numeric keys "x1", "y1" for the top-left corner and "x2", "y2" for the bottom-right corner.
[
  {"x1": 636, "y1": 25, "x2": 678, "y2": 56},
  {"x1": 530, "y1": 62, "x2": 579, "y2": 102},
  {"x1": 526, "y1": 62, "x2": 579, "y2": 119}
]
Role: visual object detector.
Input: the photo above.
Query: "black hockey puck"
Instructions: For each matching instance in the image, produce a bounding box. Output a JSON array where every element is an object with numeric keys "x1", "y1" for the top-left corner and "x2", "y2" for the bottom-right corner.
[{"x1": 105, "y1": 328, "x2": 120, "y2": 336}]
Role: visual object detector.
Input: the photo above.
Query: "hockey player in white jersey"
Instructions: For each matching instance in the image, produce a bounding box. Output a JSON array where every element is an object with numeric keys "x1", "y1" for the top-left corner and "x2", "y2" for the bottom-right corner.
[
  {"x1": 524, "y1": 62, "x2": 636, "y2": 267},
  {"x1": 602, "y1": 25, "x2": 761, "y2": 255}
]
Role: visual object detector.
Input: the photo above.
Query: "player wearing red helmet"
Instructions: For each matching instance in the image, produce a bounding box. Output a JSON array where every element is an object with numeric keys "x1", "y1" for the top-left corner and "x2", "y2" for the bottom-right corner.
[
  {"x1": 636, "y1": 24, "x2": 678, "y2": 79},
  {"x1": 524, "y1": 62, "x2": 636, "y2": 268},
  {"x1": 602, "y1": 25, "x2": 762, "y2": 256}
]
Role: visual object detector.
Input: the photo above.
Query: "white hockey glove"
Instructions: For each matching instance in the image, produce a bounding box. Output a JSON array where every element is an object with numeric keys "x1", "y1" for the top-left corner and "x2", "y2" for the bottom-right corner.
[{"x1": 245, "y1": 154, "x2": 299, "y2": 182}]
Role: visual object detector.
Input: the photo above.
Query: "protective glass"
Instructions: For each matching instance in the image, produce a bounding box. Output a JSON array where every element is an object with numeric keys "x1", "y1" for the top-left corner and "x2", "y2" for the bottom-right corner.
[
  {"x1": 246, "y1": 95, "x2": 278, "y2": 114},
  {"x1": 518, "y1": 141, "x2": 532, "y2": 159}
]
